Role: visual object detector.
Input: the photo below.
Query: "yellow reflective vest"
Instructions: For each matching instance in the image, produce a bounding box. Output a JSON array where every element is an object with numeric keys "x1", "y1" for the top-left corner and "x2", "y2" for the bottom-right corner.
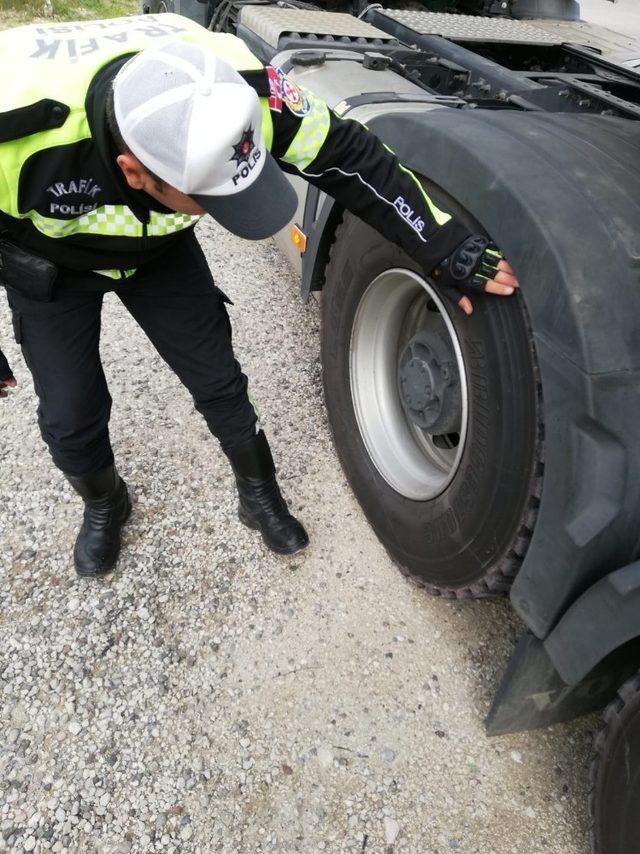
[{"x1": 0, "y1": 14, "x2": 275, "y2": 278}]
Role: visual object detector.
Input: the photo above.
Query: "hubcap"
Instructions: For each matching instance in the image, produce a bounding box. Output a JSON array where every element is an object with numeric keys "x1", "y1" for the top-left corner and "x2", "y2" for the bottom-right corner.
[
  {"x1": 398, "y1": 330, "x2": 462, "y2": 434},
  {"x1": 349, "y1": 269, "x2": 468, "y2": 501}
]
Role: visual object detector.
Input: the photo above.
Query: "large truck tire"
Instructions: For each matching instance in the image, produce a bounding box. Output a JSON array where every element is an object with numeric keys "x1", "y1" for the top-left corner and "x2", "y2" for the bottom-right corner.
[
  {"x1": 590, "y1": 671, "x2": 640, "y2": 854},
  {"x1": 321, "y1": 210, "x2": 543, "y2": 598}
]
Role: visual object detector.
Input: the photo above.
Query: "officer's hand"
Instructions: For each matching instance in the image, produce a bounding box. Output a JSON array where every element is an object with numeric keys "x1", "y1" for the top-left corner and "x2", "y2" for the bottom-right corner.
[
  {"x1": 0, "y1": 349, "x2": 16, "y2": 398},
  {"x1": 0, "y1": 376, "x2": 16, "y2": 399},
  {"x1": 431, "y1": 236, "x2": 519, "y2": 316}
]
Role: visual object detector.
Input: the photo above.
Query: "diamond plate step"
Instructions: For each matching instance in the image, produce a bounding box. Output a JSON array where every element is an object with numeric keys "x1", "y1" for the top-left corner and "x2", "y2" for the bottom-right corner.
[
  {"x1": 376, "y1": 10, "x2": 559, "y2": 44},
  {"x1": 238, "y1": 8, "x2": 396, "y2": 49}
]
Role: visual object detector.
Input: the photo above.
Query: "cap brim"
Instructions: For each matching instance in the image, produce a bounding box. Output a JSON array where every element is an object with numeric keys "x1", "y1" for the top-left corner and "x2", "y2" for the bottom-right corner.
[{"x1": 193, "y1": 153, "x2": 298, "y2": 240}]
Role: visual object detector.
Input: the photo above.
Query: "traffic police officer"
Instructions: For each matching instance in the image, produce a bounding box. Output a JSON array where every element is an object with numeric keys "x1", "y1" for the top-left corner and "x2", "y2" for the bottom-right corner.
[{"x1": 0, "y1": 15, "x2": 517, "y2": 577}]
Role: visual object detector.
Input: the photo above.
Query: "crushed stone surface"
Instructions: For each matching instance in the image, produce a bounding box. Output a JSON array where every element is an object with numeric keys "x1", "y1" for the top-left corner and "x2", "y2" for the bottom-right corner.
[{"x1": 1, "y1": 219, "x2": 593, "y2": 853}]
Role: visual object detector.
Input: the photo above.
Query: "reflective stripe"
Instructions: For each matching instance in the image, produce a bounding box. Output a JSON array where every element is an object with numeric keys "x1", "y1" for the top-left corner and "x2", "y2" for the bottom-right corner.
[
  {"x1": 94, "y1": 268, "x2": 137, "y2": 280},
  {"x1": 26, "y1": 206, "x2": 199, "y2": 239},
  {"x1": 381, "y1": 142, "x2": 451, "y2": 227},
  {"x1": 397, "y1": 162, "x2": 451, "y2": 227},
  {"x1": 280, "y1": 89, "x2": 330, "y2": 171},
  {"x1": 28, "y1": 206, "x2": 143, "y2": 238},
  {"x1": 148, "y1": 211, "x2": 200, "y2": 236}
]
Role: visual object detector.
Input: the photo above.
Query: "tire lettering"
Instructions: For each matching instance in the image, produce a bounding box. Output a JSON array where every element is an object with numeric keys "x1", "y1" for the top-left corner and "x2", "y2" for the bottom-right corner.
[{"x1": 424, "y1": 508, "x2": 458, "y2": 545}]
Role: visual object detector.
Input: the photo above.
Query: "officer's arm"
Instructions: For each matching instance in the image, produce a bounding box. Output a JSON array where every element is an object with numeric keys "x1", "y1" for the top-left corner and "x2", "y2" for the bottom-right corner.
[{"x1": 264, "y1": 73, "x2": 470, "y2": 274}]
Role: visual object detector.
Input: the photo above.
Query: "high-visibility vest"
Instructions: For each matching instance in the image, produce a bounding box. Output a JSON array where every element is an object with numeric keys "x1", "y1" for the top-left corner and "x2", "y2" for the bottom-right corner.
[{"x1": 0, "y1": 14, "x2": 274, "y2": 276}]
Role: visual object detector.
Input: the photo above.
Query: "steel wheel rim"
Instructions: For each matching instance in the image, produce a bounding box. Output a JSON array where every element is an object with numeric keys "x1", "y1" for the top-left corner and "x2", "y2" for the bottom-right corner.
[{"x1": 349, "y1": 268, "x2": 468, "y2": 501}]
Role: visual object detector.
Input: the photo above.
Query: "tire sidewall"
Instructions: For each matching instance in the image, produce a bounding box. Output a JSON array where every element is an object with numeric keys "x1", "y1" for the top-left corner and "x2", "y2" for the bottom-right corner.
[
  {"x1": 321, "y1": 214, "x2": 539, "y2": 591},
  {"x1": 592, "y1": 675, "x2": 640, "y2": 854}
]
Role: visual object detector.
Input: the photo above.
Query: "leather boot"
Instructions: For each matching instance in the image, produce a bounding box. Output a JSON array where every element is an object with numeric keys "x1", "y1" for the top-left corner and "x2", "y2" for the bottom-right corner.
[
  {"x1": 64, "y1": 464, "x2": 131, "y2": 577},
  {"x1": 224, "y1": 431, "x2": 309, "y2": 555}
]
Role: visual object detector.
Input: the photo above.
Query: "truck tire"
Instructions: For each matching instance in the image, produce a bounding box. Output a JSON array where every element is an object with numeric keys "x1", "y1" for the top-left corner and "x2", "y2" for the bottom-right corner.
[
  {"x1": 321, "y1": 211, "x2": 543, "y2": 598},
  {"x1": 590, "y1": 671, "x2": 640, "y2": 854}
]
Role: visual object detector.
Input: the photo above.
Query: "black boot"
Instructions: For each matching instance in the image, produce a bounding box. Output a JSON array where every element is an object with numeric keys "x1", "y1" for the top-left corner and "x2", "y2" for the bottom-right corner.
[
  {"x1": 224, "y1": 431, "x2": 309, "y2": 555},
  {"x1": 64, "y1": 465, "x2": 131, "y2": 577}
]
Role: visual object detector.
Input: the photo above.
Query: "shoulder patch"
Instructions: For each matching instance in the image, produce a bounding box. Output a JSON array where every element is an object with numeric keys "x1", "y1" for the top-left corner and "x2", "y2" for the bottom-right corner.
[{"x1": 281, "y1": 75, "x2": 311, "y2": 118}]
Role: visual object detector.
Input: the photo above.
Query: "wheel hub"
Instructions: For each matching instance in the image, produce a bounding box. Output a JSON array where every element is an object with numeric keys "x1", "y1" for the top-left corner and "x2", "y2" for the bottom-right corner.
[
  {"x1": 349, "y1": 268, "x2": 468, "y2": 500},
  {"x1": 398, "y1": 331, "x2": 461, "y2": 434}
]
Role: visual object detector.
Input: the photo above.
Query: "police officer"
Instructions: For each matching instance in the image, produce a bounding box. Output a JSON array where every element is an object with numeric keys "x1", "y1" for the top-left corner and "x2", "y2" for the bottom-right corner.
[{"x1": 0, "y1": 16, "x2": 517, "y2": 577}]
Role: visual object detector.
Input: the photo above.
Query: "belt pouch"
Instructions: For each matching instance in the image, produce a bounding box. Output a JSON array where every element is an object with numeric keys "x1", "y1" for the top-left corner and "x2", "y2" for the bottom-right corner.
[{"x1": 0, "y1": 239, "x2": 58, "y2": 301}]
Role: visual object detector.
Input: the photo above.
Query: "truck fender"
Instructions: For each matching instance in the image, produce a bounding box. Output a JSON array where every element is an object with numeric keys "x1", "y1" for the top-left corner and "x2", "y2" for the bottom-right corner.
[
  {"x1": 544, "y1": 561, "x2": 640, "y2": 686},
  {"x1": 364, "y1": 108, "x2": 640, "y2": 639},
  {"x1": 300, "y1": 186, "x2": 339, "y2": 302},
  {"x1": 487, "y1": 562, "x2": 640, "y2": 734}
]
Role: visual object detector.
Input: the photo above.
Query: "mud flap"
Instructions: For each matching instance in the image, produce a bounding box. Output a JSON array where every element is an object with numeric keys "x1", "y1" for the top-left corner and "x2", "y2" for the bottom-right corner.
[{"x1": 485, "y1": 632, "x2": 640, "y2": 735}]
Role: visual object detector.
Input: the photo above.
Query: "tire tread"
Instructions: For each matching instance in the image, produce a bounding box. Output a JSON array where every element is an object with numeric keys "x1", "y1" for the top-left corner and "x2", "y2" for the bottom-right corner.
[
  {"x1": 589, "y1": 671, "x2": 640, "y2": 853},
  {"x1": 393, "y1": 292, "x2": 542, "y2": 600}
]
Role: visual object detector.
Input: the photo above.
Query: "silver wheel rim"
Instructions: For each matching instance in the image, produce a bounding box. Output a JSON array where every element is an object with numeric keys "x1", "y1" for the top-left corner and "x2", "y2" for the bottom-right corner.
[{"x1": 349, "y1": 268, "x2": 468, "y2": 501}]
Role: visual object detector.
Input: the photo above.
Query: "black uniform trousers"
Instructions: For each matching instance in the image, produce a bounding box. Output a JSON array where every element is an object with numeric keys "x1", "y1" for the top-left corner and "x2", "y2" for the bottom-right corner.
[{"x1": 6, "y1": 232, "x2": 257, "y2": 476}]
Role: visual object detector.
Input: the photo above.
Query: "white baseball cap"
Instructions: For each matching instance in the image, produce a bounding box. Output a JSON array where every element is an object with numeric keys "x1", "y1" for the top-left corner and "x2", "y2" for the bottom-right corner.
[{"x1": 112, "y1": 40, "x2": 297, "y2": 239}]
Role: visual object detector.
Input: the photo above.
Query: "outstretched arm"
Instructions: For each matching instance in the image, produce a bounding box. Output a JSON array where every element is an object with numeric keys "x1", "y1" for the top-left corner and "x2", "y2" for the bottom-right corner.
[{"x1": 245, "y1": 67, "x2": 518, "y2": 313}]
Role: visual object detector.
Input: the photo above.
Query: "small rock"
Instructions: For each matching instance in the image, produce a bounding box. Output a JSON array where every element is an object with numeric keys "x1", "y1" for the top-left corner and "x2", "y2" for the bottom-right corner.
[
  {"x1": 317, "y1": 747, "x2": 333, "y2": 769},
  {"x1": 180, "y1": 826, "x2": 193, "y2": 842},
  {"x1": 68, "y1": 721, "x2": 82, "y2": 736},
  {"x1": 381, "y1": 749, "x2": 396, "y2": 763},
  {"x1": 384, "y1": 817, "x2": 400, "y2": 845},
  {"x1": 23, "y1": 838, "x2": 36, "y2": 852}
]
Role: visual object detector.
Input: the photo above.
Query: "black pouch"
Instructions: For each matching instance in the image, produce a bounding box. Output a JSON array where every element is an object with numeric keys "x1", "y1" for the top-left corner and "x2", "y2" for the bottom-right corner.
[{"x1": 0, "y1": 239, "x2": 58, "y2": 301}]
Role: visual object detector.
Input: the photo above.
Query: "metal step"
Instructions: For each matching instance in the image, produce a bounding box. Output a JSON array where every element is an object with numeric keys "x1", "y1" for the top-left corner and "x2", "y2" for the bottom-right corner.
[
  {"x1": 372, "y1": 9, "x2": 640, "y2": 58},
  {"x1": 527, "y1": 19, "x2": 640, "y2": 56},
  {"x1": 238, "y1": 7, "x2": 396, "y2": 50},
  {"x1": 374, "y1": 10, "x2": 559, "y2": 44}
]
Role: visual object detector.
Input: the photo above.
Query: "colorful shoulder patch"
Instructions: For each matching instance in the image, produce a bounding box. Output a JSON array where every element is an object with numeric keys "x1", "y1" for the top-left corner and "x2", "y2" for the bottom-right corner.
[
  {"x1": 281, "y1": 76, "x2": 311, "y2": 117},
  {"x1": 265, "y1": 66, "x2": 312, "y2": 117}
]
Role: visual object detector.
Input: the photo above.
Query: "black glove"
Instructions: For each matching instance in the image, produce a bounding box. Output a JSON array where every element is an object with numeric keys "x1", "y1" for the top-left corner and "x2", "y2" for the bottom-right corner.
[
  {"x1": 0, "y1": 345, "x2": 14, "y2": 383},
  {"x1": 431, "y1": 235, "x2": 503, "y2": 307}
]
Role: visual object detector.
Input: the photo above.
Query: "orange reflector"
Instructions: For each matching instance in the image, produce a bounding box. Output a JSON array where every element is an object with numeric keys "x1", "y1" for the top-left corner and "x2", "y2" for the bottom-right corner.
[{"x1": 290, "y1": 224, "x2": 307, "y2": 253}]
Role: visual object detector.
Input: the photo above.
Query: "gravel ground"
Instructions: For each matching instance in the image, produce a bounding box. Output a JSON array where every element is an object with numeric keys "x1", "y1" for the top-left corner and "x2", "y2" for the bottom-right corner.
[{"x1": 0, "y1": 220, "x2": 595, "y2": 853}]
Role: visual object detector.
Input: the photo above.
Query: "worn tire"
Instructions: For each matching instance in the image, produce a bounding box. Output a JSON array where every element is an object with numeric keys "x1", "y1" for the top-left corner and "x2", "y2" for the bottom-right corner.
[
  {"x1": 590, "y1": 671, "x2": 640, "y2": 854},
  {"x1": 321, "y1": 210, "x2": 543, "y2": 598}
]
